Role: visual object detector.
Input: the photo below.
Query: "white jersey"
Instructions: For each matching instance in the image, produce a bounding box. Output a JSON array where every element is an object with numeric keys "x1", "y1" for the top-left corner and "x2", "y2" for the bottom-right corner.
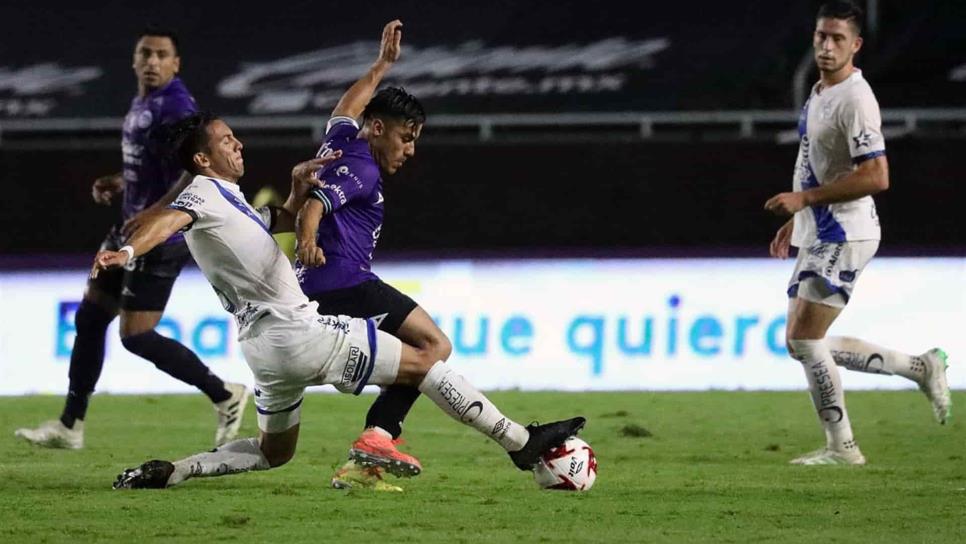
[
  {"x1": 791, "y1": 69, "x2": 885, "y2": 247},
  {"x1": 169, "y1": 175, "x2": 319, "y2": 338}
]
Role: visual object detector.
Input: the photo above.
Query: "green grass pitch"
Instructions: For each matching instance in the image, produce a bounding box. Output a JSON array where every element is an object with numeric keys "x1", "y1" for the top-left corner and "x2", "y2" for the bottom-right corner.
[{"x1": 2, "y1": 391, "x2": 964, "y2": 543}]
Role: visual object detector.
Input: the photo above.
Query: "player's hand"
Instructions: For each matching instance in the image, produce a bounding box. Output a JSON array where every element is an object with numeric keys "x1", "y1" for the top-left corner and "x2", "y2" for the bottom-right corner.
[
  {"x1": 291, "y1": 151, "x2": 342, "y2": 194},
  {"x1": 378, "y1": 20, "x2": 403, "y2": 64},
  {"x1": 769, "y1": 219, "x2": 794, "y2": 259},
  {"x1": 297, "y1": 243, "x2": 326, "y2": 268},
  {"x1": 90, "y1": 250, "x2": 129, "y2": 279},
  {"x1": 92, "y1": 174, "x2": 124, "y2": 205},
  {"x1": 764, "y1": 191, "x2": 807, "y2": 216}
]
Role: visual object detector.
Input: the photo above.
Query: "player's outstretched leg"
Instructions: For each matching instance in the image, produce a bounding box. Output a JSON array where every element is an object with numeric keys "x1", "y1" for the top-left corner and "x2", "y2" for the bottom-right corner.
[
  {"x1": 410, "y1": 360, "x2": 586, "y2": 471},
  {"x1": 347, "y1": 429, "x2": 422, "y2": 477},
  {"x1": 827, "y1": 337, "x2": 952, "y2": 424},
  {"x1": 113, "y1": 437, "x2": 273, "y2": 489}
]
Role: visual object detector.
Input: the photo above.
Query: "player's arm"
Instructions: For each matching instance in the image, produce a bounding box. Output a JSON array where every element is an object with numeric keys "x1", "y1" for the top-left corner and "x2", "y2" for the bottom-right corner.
[
  {"x1": 330, "y1": 20, "x2": 402, "y2": 120},
  {"x1": 91, "y1": 209, "x2": 192, "y2": 278},
  {"x1": 121, "y1": 171, "x2": 193, "y2": 236},
  {"x1": 769, "y1": 218, "x2": 794, "y2": 259},
  {"x1": 764, "y1": 156, "x2": 889, "y2": 215},
  {"x1": 295, "y1": 199, "x2": 326, "y2": 267},
  {"x1": 92, "y1": 172, "x2": 124, "y2": 205},
  {"x1": 270, "y1": 153, "x2": 341, "y2": 233}
]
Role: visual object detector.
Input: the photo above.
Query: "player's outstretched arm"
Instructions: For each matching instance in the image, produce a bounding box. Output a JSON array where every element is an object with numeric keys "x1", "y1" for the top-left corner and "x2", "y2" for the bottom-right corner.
[
  {"x1": 91, "y1": 209, "x2": 192, "y2": 278},
  {"x1": 295, "y1": 199, "x2": 326, "y2": 267},
  {"x1": 330, "y1": 20, "x2": 402, "y2": 120},
  {"x1": 121, "y1": 171, "x2": 193, "y2": 236}
]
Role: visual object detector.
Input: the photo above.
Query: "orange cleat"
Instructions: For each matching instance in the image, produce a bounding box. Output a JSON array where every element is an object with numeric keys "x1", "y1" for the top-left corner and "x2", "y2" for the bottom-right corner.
[{"x1": 348, "y1": 428, "x2": 422, "y2": 477}]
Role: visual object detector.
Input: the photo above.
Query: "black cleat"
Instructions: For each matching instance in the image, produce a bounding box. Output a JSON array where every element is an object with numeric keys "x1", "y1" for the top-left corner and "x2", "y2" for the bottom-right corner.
[
  {"x1": 113, "y1": 460, "x2": 175, "y2": 489},
  {"x1": 508, "y1": 417, "x2": 586, "y2": 471}
]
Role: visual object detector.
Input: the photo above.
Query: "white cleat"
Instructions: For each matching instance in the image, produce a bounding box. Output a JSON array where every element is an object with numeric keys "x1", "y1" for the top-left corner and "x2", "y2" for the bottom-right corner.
[
  {"x1": 214, "y1": 383, "x2": 250, "y2": 447},
  {"x1": 919, "y1": 348, "x2": 952, "y2": 425},
  {"x1": 790, "y1": 447, "x2": 866, "y2": 466},
  {"x1": 14, "y1": 419, "x2": 84, "y2": 449}
]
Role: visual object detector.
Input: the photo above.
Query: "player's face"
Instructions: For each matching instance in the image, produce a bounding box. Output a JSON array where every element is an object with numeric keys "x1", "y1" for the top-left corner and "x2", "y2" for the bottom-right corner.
[
  {"x1": 133, "y1": 36, "x2": 180, "y2": 93},
  {"x1": 813, "y1": 18, "x2": 862, "y2": 74},
  {"x1": 200, "y1": 120, "x2": 245, "y2": 181},
  {"x1": 372, "y1": 119, "x2": 421, "y2": 175}
]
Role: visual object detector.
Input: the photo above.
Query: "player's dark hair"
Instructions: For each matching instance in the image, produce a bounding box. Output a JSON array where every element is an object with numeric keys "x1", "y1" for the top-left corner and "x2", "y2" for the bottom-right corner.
[
  {"x1": 817, "y1": 1, "x2": 864, "y2": 35},
  {"x1": 168, "y1": 112, "x2": 220, "y2": 174},
  {"x1": 362, "y1": 86, "x2": 426, "y2": 127},
  {"x1": 140, "y1": 25, "x2": 181, "y2": 54}
]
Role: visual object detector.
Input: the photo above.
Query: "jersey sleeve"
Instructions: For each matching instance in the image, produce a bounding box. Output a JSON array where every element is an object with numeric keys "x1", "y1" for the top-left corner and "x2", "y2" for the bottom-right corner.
[
  {"x1": 325, "y1": 116, "x2": 360, "y2": 138},
  {"x1": 167, "y1": 178, "x2": 225, "y2": 231},
  {"x1": 306, "y1": 159, "x2": 374, "y2": 215},
  {"x1": 841, "y1": 91, "x2": 886, "y2": 164}
]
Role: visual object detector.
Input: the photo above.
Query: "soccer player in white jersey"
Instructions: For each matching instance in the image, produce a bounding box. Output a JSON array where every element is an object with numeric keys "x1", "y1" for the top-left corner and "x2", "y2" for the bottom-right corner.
[
  {"x1": 764, "y1": 1, "x2": 951, "y2": 466},
  {"x1": 102, "y1": 112, "x2": 585, "y2": 489}
]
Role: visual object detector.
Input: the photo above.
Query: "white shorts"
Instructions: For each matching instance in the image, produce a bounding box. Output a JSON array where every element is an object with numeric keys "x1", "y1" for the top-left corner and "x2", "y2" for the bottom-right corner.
[
  {"x1": 787, "y1": 240, "x2": 878, "y2": 308},
  {"x1": 240, "y1": 313, "x2": 402, "y2": 433}
]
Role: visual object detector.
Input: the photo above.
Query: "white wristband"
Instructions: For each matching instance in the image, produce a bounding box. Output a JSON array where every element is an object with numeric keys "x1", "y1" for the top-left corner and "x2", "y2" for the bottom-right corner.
[{"x1": 119, "y1": 245, "x2": 135, "y2": 263}]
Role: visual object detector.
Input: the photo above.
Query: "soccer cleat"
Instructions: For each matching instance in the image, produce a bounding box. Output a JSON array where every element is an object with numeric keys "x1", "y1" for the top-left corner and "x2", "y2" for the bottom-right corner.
[
  {"x1": 919, "y1": 348, "x2": 952, "y2": 425},
  {"x1": 14, "y1": 419, "x2": 84, "y2": 449},
  {"x1": 348, "y1": 428, "x2": 422, "y2": 477},
  {"x1": 214, "y1": 383, "x2": 250, "y2": 447},
  {"x1": 113, "y1": 460, "x2": 175, "y2": 489},
  {"x1": 789, "y1": 448, "x2": 866, "y2": 466},
  {"x1": 331, "y1": 460, "x2": 403, "y2": 492},
  {"x1": 509, "y1": 417, "x2": 586, "y2": 471}
]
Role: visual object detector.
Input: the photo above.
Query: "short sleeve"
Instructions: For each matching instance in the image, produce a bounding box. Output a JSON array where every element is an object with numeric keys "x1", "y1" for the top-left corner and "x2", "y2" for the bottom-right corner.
[
  {"x1": 841, "y1": 91, "x2": 886, "y2": 164},
  {"x1": 325, "y1": 116, "x2": 360, "y2": 138},
  {"x1": 307, "y1": 160, "x2": 374, "y2": 215},
  {"x1": 168, "y1": 178, "x2": 224, "y2": 231}
]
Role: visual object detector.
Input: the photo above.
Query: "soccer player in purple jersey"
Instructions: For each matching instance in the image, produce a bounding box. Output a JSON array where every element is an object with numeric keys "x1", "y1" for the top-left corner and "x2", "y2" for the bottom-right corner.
[
  {"x1": 15, "y1": 28, "x2": 248, "y2": 450},
  {"x1": 294, "y1": 21, "x2": 453, "y2": 489}
]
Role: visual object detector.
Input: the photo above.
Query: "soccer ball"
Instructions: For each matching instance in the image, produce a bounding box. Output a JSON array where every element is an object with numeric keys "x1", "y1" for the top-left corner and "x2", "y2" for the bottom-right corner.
[{"x1": 533, "y1": 436, "x2": 597, "y2": 491}]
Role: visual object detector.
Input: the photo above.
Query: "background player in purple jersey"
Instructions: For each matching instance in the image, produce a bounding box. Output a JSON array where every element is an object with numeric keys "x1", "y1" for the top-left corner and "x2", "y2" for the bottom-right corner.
[
  {"x1": 295, "y1": 21, "x2": 453, "y2": 489},
  {"x1": 15, "y1": 28, "x2": 248, "y2": 450}
]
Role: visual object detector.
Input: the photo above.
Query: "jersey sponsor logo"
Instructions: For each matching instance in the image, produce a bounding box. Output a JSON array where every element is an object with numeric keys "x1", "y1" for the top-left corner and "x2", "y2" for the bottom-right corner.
[
  {"x1": 173, "y1": 192, "x2": 205, "y2": 209},
  {"x1": 324, "y1": 183, "x2": 348, "y2": 205},
  {"x1": 375, "y1": 191, "x2": 384, "y2": 205},
  {"x1": 316, "y1": 315, "x2": 351, "y2": 334}
]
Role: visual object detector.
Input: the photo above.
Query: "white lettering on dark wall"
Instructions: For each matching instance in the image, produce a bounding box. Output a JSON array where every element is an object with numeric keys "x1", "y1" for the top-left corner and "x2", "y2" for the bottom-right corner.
[{"x1": 218, "y1": 38, "x2": 670, "y2": 114}]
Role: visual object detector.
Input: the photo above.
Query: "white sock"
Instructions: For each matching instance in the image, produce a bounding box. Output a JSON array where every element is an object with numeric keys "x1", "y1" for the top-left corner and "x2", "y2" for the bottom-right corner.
[
  {"x1": 826, "y1": 336, "x2": 924, "y2": 383},
  {"x1": 417, "y1": 362, "x2": 529, "y2": 452},
  {"x1": 788, "y1": 339, "x2": 858, "y2": 453},
  {"x1": 168, "y1": 437, "x2": 270, "y2": 486}
]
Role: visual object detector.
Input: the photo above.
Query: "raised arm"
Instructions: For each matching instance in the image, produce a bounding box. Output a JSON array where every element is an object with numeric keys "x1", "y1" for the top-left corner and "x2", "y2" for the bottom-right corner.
[
  {"x1": 330, "y1": 20, "x2": 402, "y2": 120},
  {"x1": 91, "y1": 208, "x2": 193, "y2": 278}
]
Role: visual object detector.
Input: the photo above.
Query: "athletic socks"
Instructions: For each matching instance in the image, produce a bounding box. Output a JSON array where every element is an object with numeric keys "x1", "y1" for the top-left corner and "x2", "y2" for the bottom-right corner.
[
  {"x1": 826, "y1": 336, "x2": 924, "y2": 383},
  {"x1": 417, "y1": 362, "x2": 529, "y2": 452},
  {"x1": 61, "y1": 302, "x2": 115, "y2": 429},
  {"x1": 364, "y1": 385, "x2": 422, "y2": 439},
  {"x1": 788, "y1": 339, "x2": 858, "y2": 453},
  {"x1": 121, "y1": 330, "x2": 231, "y2": 404},
  {"x1": 167, "y1": 437, "x2": 270, "y2": 486}
]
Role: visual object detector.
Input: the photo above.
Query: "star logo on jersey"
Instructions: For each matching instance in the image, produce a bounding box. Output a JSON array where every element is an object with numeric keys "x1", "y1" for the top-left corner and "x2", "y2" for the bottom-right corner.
[
  {"x1": 852, "y1": 130, "x2": 872, "y2": 149},
  {"x1": 375, "y1": 191, "x2": 384, "y2": 205}
]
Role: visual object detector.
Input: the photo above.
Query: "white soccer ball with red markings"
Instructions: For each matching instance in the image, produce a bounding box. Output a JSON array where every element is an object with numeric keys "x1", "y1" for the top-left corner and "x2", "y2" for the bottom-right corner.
[{"x1": 533, "y1": 436, "x2": 597, "y2": 491}]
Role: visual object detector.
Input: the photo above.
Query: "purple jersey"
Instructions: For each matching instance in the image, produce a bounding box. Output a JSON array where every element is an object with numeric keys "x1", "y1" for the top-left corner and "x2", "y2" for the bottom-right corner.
[
  {"x1": 296, "y1": 117, "x2": 383, "y2": 294},
  {"x1": 121, "y1": 77, "x2": 197, "y2": 224}
]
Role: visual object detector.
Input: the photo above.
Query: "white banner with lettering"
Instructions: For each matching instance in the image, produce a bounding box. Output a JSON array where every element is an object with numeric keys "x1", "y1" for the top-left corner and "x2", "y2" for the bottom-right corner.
[{"x1": 1, "y1": 258, "x2": 963, "y2": 395}]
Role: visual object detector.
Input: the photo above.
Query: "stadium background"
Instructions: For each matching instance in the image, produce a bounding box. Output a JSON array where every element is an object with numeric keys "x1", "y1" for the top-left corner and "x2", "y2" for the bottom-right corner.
[{"x1": 1, "y1": 0, "x2": 964, "y2": 395}]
